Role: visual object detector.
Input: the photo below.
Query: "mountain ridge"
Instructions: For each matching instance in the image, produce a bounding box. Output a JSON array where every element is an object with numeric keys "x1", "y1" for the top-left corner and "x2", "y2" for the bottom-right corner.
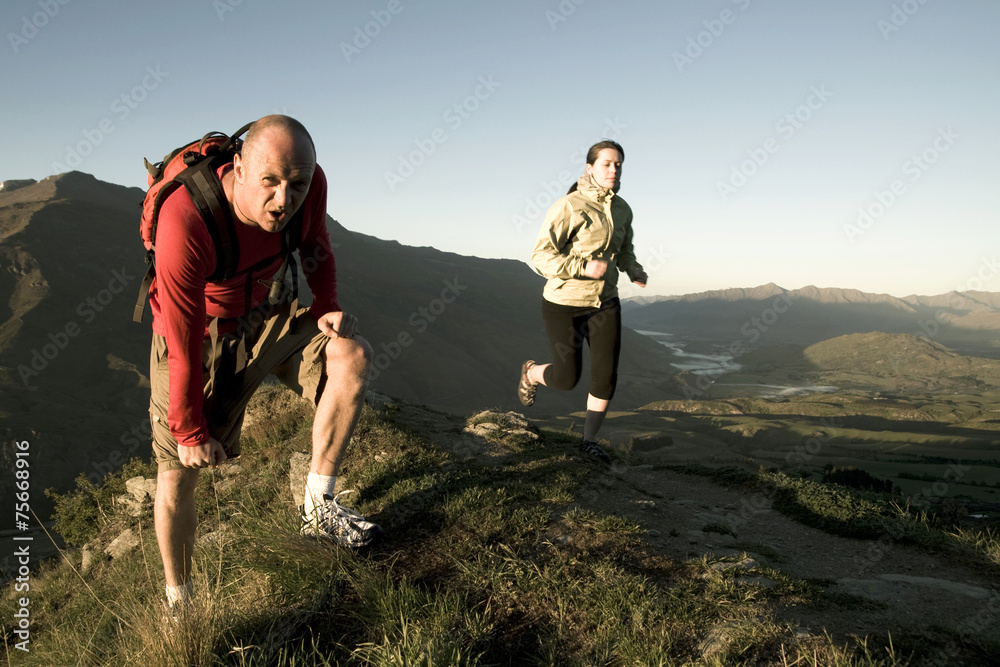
[{"x1": 623, "y1": 282, "x2": 1000, "y2": 354}]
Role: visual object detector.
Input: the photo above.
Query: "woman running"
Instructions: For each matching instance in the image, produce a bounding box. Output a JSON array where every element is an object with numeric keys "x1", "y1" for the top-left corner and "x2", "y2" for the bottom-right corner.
[{"x1": 518, "y1": 140, "x2": 647, "y2": 462}]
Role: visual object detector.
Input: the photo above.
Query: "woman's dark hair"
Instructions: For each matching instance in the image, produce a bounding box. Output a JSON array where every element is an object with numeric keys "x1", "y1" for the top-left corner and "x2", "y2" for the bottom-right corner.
[
  {"x1": 567, "y1": 140, "x2": 625, "y2": 194},
  {"x1": 586, "y1": 140, "x2": 624, "y2": 165}
]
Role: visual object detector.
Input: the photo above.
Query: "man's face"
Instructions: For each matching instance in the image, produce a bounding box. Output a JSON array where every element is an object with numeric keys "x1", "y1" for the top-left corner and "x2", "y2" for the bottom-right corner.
[{"x1": 233, "y1": 128, "x2": 315, "y2": 232}]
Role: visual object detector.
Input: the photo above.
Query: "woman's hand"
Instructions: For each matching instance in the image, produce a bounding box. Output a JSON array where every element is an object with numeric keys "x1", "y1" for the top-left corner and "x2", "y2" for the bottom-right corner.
[
  {"x1": 583, "y1": 259, "x2": 608, "y2": 279},
  {"x1": 631, "y1": 270, "x2": 648, "y2": 287}
]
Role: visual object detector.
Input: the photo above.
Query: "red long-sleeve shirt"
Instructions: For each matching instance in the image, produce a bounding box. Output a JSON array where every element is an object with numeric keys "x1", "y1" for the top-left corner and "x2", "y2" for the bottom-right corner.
[{"x1": 149, "y1": 163, "x2": 338, "y2": 447}]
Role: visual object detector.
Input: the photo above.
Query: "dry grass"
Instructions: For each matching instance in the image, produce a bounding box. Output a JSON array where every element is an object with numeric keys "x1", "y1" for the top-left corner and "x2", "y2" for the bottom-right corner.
[{"x1": 5, "y1": 390, "x2": 990, "y2": 665}]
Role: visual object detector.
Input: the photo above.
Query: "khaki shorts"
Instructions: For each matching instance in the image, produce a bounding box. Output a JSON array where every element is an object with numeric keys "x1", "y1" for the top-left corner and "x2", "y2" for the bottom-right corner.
[{"x1": 150, "y1": 302, "x2": 328, "y2": 473}]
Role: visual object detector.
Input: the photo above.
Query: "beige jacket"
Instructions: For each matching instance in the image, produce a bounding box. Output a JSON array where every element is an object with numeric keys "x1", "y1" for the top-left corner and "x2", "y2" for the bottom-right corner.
[{"x1": 531, "y1": 174, "x2": 643, "y2": 308}]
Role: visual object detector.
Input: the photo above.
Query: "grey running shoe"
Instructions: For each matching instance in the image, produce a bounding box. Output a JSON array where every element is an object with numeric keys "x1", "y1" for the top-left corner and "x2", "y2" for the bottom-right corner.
[
  {"x1": 579, "y1": 439, "x2": 612, "y2": 464},
  {"x1": 300, "y1": 490, "x2": 382, "y2": 548},
  {"x1": 518, "y1": 360, "x2": 538, "y2": 406}
]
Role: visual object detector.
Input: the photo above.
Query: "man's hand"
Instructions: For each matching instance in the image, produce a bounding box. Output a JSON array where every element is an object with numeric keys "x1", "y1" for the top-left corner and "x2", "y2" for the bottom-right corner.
[
  {"x1": 631, "y1": 270, "x2": 648, "y2": 288},
  {"x1": 583, "y1": 259, "x2": 608, "y2": 280},
  {"x1": 318, "y1": 311, "x2": 358, "y2": 339},
  {"x1": 179, "y1": 437, "x2": 227, "y2": 469}
]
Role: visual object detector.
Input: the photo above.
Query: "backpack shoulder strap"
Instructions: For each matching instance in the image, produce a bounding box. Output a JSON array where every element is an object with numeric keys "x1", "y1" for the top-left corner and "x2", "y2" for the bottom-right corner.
[
  {"x1": 173, "y1": 155, "x2": 239, "y2": 282},
  {"x1": 133, "y1": 258, "x2": 156, "y2": 323},
  {"x1": 285, "y1": 207, "x2": 304, "y2": 251}
]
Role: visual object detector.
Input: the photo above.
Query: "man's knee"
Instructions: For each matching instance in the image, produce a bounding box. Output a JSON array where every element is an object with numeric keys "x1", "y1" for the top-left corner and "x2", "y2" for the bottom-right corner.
[
  {"x1": 324, "y1": 334, "x2": 372, "y2": 378},
  {"x1": 155, "y1": 468, "x2": 199, "y2": 510}
]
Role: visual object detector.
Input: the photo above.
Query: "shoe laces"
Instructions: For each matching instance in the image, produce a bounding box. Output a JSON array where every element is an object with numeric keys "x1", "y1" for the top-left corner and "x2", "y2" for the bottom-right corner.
[{"x1": 310, "y1": 489, "x2": 366, "y2": 524}]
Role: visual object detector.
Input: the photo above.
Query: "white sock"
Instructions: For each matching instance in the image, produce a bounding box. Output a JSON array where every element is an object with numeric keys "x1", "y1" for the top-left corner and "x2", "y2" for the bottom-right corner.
[
  {"x1": 165, "y1": 580, "x2": 192, "y2": 608},
  {"x1": 303, "y1": 472, "x2": 337, "y2": 518}
]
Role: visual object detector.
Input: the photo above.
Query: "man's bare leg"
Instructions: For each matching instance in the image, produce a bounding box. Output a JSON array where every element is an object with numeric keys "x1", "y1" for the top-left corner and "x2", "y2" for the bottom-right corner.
[
  {"x1": 155, "y1": 467, "x2": 201, "y2": 590},
  {"x1": 299, "y1": 334, "x2": 380, "y2": 544},
  {"x1": 310, "y1": 335, "x2": 372, "y2": 476}
]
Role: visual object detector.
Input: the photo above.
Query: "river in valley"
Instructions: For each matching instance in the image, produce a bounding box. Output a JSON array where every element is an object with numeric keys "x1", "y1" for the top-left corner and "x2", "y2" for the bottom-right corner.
[{"x1": 635, "y1": 330, "x2": 837, "y2": 397}]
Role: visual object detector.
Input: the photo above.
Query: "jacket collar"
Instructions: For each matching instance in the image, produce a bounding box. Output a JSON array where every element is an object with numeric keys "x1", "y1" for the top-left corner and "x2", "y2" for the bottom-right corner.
[{"x1": 574, "y1": 173, "x2": 615, "y2": 204}]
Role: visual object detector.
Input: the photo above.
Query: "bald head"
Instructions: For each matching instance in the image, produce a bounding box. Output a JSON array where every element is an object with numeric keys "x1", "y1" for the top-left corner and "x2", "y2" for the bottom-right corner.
[{"x1": 242, "y1": 114, "x2": 315, "y2": 166}]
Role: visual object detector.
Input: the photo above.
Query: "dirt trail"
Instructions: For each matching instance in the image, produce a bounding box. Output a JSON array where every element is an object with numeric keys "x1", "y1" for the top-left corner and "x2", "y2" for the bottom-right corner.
[
  {"x1": 584, "y1": 463, "x2": 999, "y2": 643},
  {"x1": 391, "y1": 401, "x2": 1000, "y2": 649}
]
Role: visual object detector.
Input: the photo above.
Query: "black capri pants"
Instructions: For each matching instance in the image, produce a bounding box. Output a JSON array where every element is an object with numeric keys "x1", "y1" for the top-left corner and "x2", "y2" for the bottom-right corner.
[{"x1": 540, "y1": 297, "x2": 622, "y2": 401}]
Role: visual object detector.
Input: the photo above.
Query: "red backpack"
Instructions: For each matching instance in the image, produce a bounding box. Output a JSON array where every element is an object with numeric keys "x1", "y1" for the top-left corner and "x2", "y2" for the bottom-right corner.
[{"x1": 133, "y1": 122, "x2": 301, "y2": 323}]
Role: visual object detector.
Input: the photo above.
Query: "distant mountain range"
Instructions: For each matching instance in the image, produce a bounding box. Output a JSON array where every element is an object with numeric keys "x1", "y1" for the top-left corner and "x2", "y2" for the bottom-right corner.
[{"x1": 623, "y1": 282, "x2": 1000, "y2": 355}]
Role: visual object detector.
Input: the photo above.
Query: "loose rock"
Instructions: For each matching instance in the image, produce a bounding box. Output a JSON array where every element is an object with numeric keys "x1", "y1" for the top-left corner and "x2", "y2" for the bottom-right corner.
[{"x1": 104, "y1": 529, "x2": 139, "y2": 559}]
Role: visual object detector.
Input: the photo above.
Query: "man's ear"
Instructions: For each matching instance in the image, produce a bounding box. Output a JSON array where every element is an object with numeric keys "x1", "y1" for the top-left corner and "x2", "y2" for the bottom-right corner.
[{"x1": 233, "y1": 153, "x2": 245, "y2": 183}]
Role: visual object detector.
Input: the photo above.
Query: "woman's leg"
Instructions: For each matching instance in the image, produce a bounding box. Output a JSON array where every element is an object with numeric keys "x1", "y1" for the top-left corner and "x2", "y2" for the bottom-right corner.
[
  {"x1": 537, "y1": 301, "x2": 586, "y2": 391},
  {"x1": 583, "y1": 394, "x2": 610, "y2": 441},
  {"x1": 581, "y1": 301, "x2": 622, "y2": 446}
]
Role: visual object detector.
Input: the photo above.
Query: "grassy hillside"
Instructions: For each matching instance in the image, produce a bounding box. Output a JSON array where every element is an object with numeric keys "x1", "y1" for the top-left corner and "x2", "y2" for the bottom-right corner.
[
  {"x1": 4, "y1": 387, "x2": 998, "y2": 665},
  {"x1": 708, "y1": 333, "x2": 1000, "y2": 395},
  {"x1": 801, "y1": 332, "x2": 1000, "y2": 390}
]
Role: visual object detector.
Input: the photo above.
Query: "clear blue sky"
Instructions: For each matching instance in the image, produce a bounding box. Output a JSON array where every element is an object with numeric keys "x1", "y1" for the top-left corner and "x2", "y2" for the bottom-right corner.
[{"x1": 2, "y1": 0, "x2": 997, "y2": 298}]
